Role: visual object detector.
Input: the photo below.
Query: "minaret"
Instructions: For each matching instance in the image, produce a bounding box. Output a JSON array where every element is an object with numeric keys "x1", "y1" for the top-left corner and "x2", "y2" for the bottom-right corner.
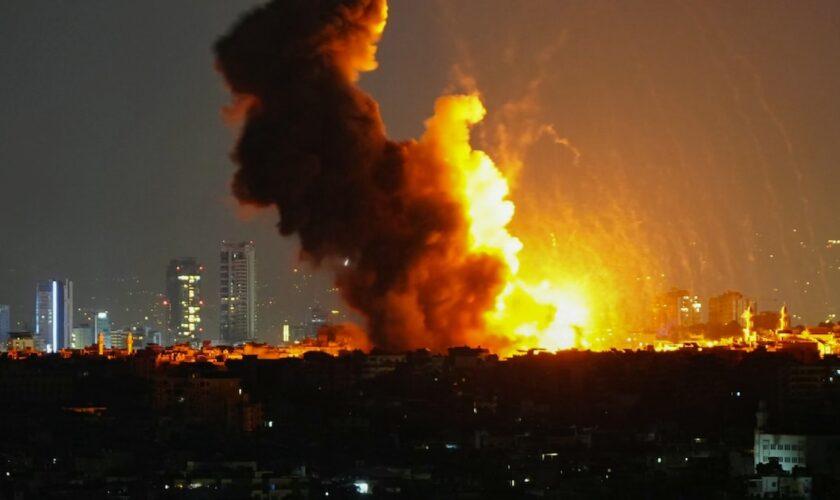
[
  {"x1": 97, "y1": 331, "x2": 105, "y2": 355},
  {"x1": 779, "y1": 304, "x2": 791, "y2": 332},
  {"x1": 742, "y1": 304, "x2": 755, "y2": 346}
]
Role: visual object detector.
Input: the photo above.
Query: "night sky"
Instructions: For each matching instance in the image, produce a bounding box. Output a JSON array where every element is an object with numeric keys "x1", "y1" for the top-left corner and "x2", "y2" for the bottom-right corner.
[{"x1": 1, "y1": 1, "x2": 839, "y2": 340}]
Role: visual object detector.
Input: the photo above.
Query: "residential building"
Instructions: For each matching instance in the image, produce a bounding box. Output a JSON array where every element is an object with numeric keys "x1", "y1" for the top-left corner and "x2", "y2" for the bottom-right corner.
[
  {"x1": 220, "y1": 241, "x2": 256, "y2": 343},
  {"x1": 7, "y1": 331, "x2": 36, "y2": 352},
  {"x1": 708, "y1": 290, "x2": 748, "y2": 326},
  {"x1": 70, "y1": 325, "x2": 94, "y2": 349},
  {"x1": 166, "y1": 258, "x2": 203, "y2": 343},
  {"x1": 653, "y1": 288, "x2": 702, "y2": 335}
]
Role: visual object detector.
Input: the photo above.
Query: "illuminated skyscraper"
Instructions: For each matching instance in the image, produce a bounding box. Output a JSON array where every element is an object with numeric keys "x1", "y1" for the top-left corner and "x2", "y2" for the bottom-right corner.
[
  {"x1": 0, "y1": 305, "x2": 9, "y2": 348},
  {"x1": 220, "y1": 241, "x2": 256, "y2": 343},
  {"x1": 94, "y1": 311, "x2": 112, "y2": 348},
  {"x1": 166, "y1": 258, "x2": 203, "y2": 343},
  {"x1": 35, "y1": 279, "x2": 73, "y2": 352}
]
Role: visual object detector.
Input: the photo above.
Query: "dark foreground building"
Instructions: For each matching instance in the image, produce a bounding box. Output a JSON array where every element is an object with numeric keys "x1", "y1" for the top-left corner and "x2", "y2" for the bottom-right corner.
[{"x1": 0, "y1": 346, "x2": 838, "y2": 499}]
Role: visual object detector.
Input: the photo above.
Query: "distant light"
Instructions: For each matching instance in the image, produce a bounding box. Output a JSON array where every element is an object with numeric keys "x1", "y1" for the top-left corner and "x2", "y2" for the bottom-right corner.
[
  {"x1": 267, "y1": 420, "x2": 274, "y2": 428},
  {"x1": 657, "y1": 457, "x2": 662, "y2": 464},
  {"x1": 524, "y1": 477, "x2": 530, "y2": 483},
  {"x1": 354, "y1": 481, "x2": 370, "y2": 494},
  {"x1": 343, "y1": 258, "x2": 350, "y2": 267}
]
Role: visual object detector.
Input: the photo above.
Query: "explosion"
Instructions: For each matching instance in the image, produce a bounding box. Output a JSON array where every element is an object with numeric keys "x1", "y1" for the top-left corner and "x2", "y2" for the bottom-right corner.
[{"x1": 216, "y1": 0, "x2": 593, "y2": 354}]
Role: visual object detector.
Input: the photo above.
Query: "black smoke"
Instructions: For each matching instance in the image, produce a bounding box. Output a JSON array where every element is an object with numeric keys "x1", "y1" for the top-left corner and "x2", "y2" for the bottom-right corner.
[{"x1": 215, "y1": 0, "x2": 506, "y2": 351}]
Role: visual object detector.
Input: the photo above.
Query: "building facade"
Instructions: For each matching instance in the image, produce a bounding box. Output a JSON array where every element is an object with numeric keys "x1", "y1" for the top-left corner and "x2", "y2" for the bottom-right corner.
[
  {"x1": 653, "y1": 288, "x2": 702, "y2": 335},
  {"x1": 708, "y1": 290, "x2": 748, "y2": 326},
  {"x1": 94, "y1": 311, "x2": 112, "y2": 348},
  {"x1": 166, "y1": 258, "x2": 203, "y2": 343},
  {"x1": 219, "y1": 241, "x2": 256, "y2": 344},
  {"x1": 35, "y1": 279, "x2": 73, "y2": 352},
  {"x1": 70, "y1": 325, "x2": 94, "y2": 349},
  {"x1": 0, "y1": 305, "x2": 9, "y2": 350}
]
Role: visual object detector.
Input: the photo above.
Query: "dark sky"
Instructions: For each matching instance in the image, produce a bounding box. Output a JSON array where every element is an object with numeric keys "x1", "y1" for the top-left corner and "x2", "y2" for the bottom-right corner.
[{"x1": 1, "y1": 1, "x2": 839, "y2": 339}]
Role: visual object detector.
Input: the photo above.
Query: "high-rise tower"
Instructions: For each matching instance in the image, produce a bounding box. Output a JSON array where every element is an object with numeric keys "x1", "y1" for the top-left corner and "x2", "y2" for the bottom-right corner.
[
  {"x1": 35, "y1": 279, "x2": 73, "y2": 352},
  {"x1": 94, "y1": 311, "x2": 112, "y2": 348},
  {"x1": 220, "y1": 241, "x2": 256, "y2": 343},
  {"x1": 0, "y1": 305, "x2": 9, "y2": 348},
  {"x1": 166, "y1": 258, "x2": 203, "y2": 343}
]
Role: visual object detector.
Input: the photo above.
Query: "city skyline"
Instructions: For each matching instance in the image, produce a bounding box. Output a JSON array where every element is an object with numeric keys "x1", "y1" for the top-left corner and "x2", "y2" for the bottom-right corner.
[
  {"x1": 0, "y1": 240, "x2": 346, "y2": 346},
  {"x1": 1, "y1": 2, "x2": 839, "y2": 497},
  {"x1": 1, "y1": 1, "x2": 840, "y2": 347}
]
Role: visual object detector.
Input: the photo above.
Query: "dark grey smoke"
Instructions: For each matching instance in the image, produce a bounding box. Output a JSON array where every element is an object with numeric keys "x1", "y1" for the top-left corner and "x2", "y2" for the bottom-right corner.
[{"x1": 215, "y1": 0, "x2": 505, "y2": 351}]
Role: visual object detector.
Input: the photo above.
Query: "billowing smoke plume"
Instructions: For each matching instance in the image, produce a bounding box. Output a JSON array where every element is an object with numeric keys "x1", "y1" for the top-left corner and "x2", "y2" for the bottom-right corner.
[{"x1": 215, "y1": 0, "x2": 507, "y2": 351}]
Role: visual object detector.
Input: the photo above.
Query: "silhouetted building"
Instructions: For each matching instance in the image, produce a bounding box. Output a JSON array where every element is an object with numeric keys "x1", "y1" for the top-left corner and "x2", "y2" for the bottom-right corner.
[
  {"x1": 653, "y1": 288, "x2": 702, "y2": 334},
  {"x1": 708, "y1": 290, "x2": 748, "y2": 326},
  {"x1": 220, "y1": 241, "x2": 256, "y2": 343},
  {"x1": 70, "y1": 324, "x2": 94, "y2": 349},
  {"x1": 308, "y1": 306, "x2": 328, "y2": 337},
  {"x1": 110, "y1": 329, "x2": 130, "y2": 349},
  {"x1": 166, "y1": 258, "x2": 203, "y2": 343},
  {"x1": 7, "y1": 331, "x2": 35, "y2": 351},
  {"x1": 147, "y1": 294, "x2": 171, "y2": 342},
  {"x1": 35, "y1": 279, "x2": 73, "y2": 352},
  {"x1": 754, "y1": 309, "x2": 781, "y2": 331}
]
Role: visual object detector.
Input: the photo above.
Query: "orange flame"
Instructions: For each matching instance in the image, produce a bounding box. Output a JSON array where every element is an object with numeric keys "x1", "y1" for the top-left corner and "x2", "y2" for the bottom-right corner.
[{"x1": 422, "y1": 94, "x2": 592, "y2": 356}]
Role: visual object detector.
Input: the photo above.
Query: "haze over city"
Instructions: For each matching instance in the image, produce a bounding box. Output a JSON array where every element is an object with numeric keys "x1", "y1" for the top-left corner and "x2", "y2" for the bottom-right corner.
[
  {"x1": 4, "y1": 2, "x2": 840, "y2": 499},
  {"x1": 2, "y1": 1, "x2": 840, "y2": 344}
]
